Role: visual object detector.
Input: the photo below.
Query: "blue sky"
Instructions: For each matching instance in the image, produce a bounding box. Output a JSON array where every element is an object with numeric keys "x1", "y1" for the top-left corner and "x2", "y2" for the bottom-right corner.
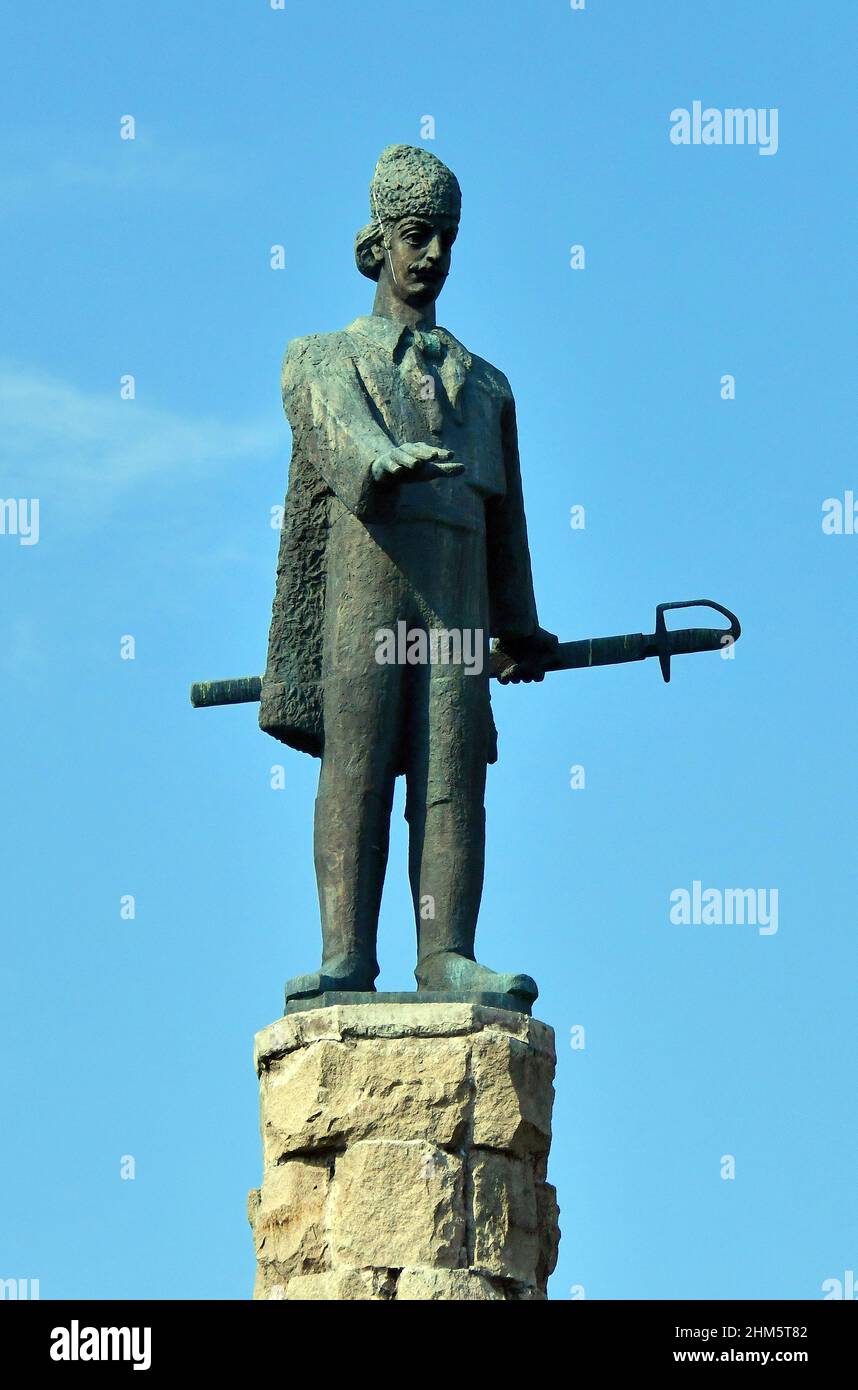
[{"x1": 2, "y1": 0, "x2": 856, "y2": 1300}]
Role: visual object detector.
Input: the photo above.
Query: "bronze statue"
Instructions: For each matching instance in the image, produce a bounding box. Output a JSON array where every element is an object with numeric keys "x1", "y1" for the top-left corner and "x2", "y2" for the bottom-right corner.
[
  {"x1": 192, "y1": 144, "x2": 741, "y2": 1014},
  {"x1": 261, "y1": 145, "x2": 557, "y2": 1009}
]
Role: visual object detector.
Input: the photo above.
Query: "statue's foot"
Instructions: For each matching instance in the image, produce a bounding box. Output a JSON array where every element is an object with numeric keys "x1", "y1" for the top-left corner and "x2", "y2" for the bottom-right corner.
[
  {"x1": 415, "y1": 951, "x2": 538, "y2": 1008},
  {"x1": 285, "y1": 954, "x2": 378, "y2": 1004}
]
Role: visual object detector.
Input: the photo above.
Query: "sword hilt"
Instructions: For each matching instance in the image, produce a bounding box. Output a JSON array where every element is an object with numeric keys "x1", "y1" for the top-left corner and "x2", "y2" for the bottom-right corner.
[{"x1": 652, "y1": 599, "x2": 741, "y2": 683}]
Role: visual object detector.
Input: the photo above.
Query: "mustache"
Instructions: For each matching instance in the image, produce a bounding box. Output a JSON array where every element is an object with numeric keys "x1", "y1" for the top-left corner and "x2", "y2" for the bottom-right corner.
[{"x1": 408, "y1": 262, "x2": 446, "y2": 278}]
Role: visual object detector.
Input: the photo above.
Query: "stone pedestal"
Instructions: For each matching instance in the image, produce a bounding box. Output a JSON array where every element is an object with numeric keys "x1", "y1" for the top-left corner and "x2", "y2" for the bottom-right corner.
[{"x1": 248, "y1": 1003, "x2": 560, "y2": 1300}]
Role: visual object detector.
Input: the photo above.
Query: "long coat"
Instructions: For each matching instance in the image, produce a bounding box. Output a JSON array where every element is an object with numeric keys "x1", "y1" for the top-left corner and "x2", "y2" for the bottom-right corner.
[{"x1": 259, "y1": 315, "x2": 540, "y2": 765}]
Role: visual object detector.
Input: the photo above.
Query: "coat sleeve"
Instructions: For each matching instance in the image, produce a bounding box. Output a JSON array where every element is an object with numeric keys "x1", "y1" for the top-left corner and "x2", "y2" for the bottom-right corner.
[
  {"x1": 485, "y1": 391, "x2": 540, "y2": 640},
  {"x1": 281, "y1": 335, "x2": 395, "y2": 521}
]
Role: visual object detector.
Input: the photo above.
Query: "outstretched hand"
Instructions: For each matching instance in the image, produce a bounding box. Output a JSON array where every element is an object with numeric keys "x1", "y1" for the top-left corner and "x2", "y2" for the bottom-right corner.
[{"x1": 372, "y1": 443, "x2": 464, "y2": 484}]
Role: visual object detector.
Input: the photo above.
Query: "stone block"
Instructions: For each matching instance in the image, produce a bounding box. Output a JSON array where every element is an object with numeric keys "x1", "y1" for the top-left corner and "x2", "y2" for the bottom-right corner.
[
  {"x1": 329, "y1": 1139, "x2": 465, "y2": 1269},
  {"x1": 470, "y1": 1150, "x2": 539, "y2": 1285},
  {"x1": 248, "y1": 1155, "x2": 330, "y2": 1277},
  {"x1": 536, "y1": 1181, "x2": 561, "y2": 1292},
  {"x1": 396, "y1": 1268, "x2": 504, "y2": 1301},
  {"x1": 281, "y1": 1269, "x2": 396, "y2": 1301},
  {"x1": 471, "y1": 1032, "x2": 554, "y2": 1156},
  {"x1": 260, "y1": 1035, "x2": 471, "y2": 1160},
  {"x1": 255, "y1": 1002, "x2": 555, "y2": 1070}
]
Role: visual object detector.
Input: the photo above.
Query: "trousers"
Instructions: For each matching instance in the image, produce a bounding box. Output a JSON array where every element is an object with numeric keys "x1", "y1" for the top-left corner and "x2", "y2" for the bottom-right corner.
[{"x1": 314, "y1": 507, "x2": 492, "y2": 980}]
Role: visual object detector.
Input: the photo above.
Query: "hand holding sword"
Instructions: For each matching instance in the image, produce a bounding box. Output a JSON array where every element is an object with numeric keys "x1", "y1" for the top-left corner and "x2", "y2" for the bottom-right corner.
[{"x1": 189, "y1": 599, "x2": 741, "y2": 709}]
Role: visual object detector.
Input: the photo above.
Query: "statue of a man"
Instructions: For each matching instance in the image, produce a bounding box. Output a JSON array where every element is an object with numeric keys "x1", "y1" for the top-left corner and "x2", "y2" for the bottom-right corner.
[{"x1": 260, "y1": 144, "x2": 557, "y2": 1007}]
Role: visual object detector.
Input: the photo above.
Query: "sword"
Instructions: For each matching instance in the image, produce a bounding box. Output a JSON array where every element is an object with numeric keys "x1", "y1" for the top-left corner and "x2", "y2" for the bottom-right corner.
[{"x1": 189, "y1": 598, "x2": 741, "y2": 707}]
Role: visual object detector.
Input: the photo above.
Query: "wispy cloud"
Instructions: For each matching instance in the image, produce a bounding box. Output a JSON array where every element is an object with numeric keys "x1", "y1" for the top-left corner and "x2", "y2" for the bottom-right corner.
[
  {"x1": 0, "y1": 129, "x2": 244, "y2": 201},
  {"x1": 0, "y1": 362, "x2": 280, "y2": 518}
]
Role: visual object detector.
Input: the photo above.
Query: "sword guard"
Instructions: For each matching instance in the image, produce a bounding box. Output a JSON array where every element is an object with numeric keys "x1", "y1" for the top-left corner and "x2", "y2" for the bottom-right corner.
[{"x1": 653, "y1": 599, "x2": 742, "y2": 683}]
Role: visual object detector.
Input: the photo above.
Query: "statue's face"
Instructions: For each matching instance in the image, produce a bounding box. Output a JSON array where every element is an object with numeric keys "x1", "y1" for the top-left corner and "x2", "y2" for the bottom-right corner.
[{"x1": 383, "y1": 214, "x2": 458, "y2": 306}]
